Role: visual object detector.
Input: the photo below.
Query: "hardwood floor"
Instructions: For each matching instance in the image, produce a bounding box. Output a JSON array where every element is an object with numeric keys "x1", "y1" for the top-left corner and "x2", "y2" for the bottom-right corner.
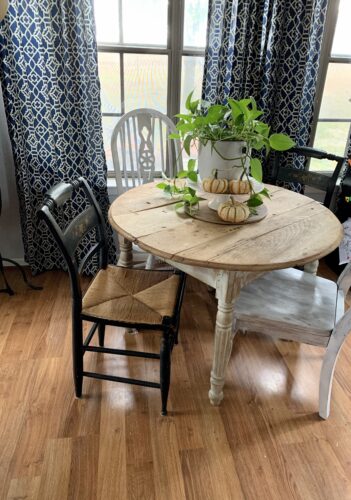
[{"x1": 0, "y1": 264, "x2": 351, "y2": 500}]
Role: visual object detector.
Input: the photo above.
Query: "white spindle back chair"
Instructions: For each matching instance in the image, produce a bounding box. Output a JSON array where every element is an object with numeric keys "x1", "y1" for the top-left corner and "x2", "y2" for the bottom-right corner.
[
  {"x1": 231, "y1": 263, "x2": 351, "y2": 419},
  {"x1": 111, "y1": 108, "x2": 183, "y2": 197},
  {"x1": 111, "y1": 109, "x2": 183, "y2": 268}
]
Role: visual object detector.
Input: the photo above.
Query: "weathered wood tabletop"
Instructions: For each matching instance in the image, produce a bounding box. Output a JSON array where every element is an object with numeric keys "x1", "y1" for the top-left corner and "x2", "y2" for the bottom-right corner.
[
  {"x1": 109, "y1": 182, "x2": 343, "y2": 272},
  {"x1": 109, "y1": 182, "x2": 343, "y2": 405}
]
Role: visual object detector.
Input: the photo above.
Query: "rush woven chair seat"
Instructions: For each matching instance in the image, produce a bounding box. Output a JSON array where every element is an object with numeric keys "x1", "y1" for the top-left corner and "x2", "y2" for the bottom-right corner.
[
  {"x1": 82, "y1": 266, "x2": 181, "y2": 324},
  {"x1": 39, "y1": 177, "x2": 186, "y2": 416}
]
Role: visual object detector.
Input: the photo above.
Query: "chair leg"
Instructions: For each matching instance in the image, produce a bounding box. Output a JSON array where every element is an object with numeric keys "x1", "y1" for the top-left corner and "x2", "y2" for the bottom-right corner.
[
  {"x1": 319, "y1": 319, "x2": 351, "y2": 419},
  {"x1": 98, "y1": 323, "x2": 105, "y2": 347},
  {"x1": 145, "y1": 254, "x2": 156, "y2": 270},
  {"x1": 72, "y1": 317, "x2": 84, "y2": 398},
  {"x1": 160, "y1": 330, "x2": 172, "y2": 416}
]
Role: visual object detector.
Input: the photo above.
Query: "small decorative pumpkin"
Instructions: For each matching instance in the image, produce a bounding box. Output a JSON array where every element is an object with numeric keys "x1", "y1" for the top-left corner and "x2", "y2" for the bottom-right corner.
[
  {"x1": 202, "y1": 176, "x2": 228, "y2": 194},
  {"x1": 229, "y1": 179, "x2": 251, "y2": 195},
  {"x1": 217, "y1": 197, "x2": 250, "y2": 223}
]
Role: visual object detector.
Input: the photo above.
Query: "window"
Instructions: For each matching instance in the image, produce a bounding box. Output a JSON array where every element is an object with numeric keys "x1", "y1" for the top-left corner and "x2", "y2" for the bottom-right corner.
[
  {"x1": 93, "y1": 0, "x2": 209, "y2": 173},
  {"x1": 311, "y1": 0, "x2": 351, "y2": 170}
]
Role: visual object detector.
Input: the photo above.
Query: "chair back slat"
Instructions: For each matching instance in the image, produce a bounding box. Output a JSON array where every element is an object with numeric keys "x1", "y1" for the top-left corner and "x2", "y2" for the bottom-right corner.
[
  {"x1": 39, "y1": 177, "x2": 108, "y2": 305},
  {"x1": 159, "y1": 118, "x2": 165, "y2": 173},
  {"x1": 271, "y1": 147, "x2": 346, "y2": 208},
  {"x1": 63, "y1": 205, "x2": 100, "y2": 257},
  {"x1": 277, "y1": 168, "x2": 331, "y2": 192},
  {"x1": 111, "y1": 108, "x2": 183, "y2": 196},
  {"x1": 46, "y1": 181, "x2": 74, "y2": 207}
]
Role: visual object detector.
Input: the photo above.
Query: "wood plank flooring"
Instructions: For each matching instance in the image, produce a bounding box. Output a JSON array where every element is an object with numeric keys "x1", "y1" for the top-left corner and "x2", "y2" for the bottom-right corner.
[{"x1": 0, "y1": 264, "x2": 351, "y2": 500}]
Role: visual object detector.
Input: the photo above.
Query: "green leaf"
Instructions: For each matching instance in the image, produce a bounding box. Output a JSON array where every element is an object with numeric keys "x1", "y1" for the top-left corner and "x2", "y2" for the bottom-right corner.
[
  {"x1": 227, "y1": 98, "x2": 243, "y2": 119},
  {"x1": 168, "y1": 133, "x2": 180, "y2": 139},
  {"x1": 250, "y1": 158, "x2": 263, "y2": 183},
  {"x1": 177, "y1": 170, "x2": 188, "y2": 179},
  {"x1": 247, "y1": 195, "x2": 263, "y2": 207},
  {"x1": 187, "y1": 159, "x2": 196, "y2": 171},
  {"x1": 254, "y1": 121, "x2": 270, "y2": 137},
  {"x1": 259, "y1": 188, "x2": 271, "y2": 199},
  {"x1": 185, "y1": 90, "x2": 195, "y2": 112},
  {"x1": 183, "y1": 135, "x2": 192, "y2": 156},
  {"x1": 164, "y1": 184, "x2": 172, "y2": 193},
  {"x1": 206, "y1": 105, "x2": 226, "y2": 123},
  {"x1": 269, "y1": 133, "x2": 295, "y2": 151},
  {"x1": 156, "y1": 182, "x2": 167, "y2": 189},
  {"x1": 183, "y1": 193, "x2": 193, "y2": 202},
  {"x1": 175, "y1": 113, "x2": 193, "y2": 122},
  {"x1": 175, "y1": 202, "x2": 185, "y2": 210},
  {"x1": 178, "y1": 122, "x2": 195, "y2": 134},
  {"x1": 188, "y1": 171, "x2": 198, "y2": 182},
  {"x1": 251, "y1": 110, "x2": 263, "y2": 120}
]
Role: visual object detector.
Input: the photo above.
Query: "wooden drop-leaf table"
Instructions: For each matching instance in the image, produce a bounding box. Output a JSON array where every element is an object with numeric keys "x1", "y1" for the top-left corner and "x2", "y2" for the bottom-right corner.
[{"x1": 108, "y1": 182, "x2": 343, "y2": 405}]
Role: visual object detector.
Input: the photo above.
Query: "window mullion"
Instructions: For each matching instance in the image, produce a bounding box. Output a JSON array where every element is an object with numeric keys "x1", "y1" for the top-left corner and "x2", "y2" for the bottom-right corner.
[
  {"x1": 120, "y1": 53, "x2": 125, "y2": 114},
  {"x1": 168, "y1": 0, "x2": 184, "y2": 120},
  {"x1": 310, "y1": 0, "x2": 341, "y2": 146}
]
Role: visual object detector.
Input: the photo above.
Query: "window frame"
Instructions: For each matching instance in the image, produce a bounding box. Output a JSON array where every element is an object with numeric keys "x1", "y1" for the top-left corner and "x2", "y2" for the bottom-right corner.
[
  {"x1": 96, "y1": 0, "x2": 206, "y2": 176},
  {"x1": 310, "y1": 0, "x2": 351, "y2": 164}
]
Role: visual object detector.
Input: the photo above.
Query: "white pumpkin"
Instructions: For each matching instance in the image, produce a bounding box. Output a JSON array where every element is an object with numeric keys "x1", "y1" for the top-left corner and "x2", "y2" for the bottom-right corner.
[
  {"x1": 217, "y1": 197, "x2": 250, "y2": 223},
  {"x1": 229, "y1": 179, "x2": 251, "y2": 195},
  {"x1": 202, "y1": 177, "x2": 228, "y2": 194}
]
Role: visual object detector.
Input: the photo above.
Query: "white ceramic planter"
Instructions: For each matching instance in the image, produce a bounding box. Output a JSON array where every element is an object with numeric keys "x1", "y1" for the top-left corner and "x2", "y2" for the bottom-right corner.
[{"x1": 198, "y1": 141, "x2": 249, "y2": 181}]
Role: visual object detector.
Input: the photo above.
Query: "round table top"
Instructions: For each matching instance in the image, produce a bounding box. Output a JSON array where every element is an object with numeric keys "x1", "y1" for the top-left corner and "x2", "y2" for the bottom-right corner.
[{"x1": 108, "y1": 182, "x2": 343, "y2": 272}]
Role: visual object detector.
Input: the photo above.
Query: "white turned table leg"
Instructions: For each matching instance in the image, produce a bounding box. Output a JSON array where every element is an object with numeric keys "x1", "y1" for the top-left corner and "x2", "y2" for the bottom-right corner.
[
  {"x1": 117, "y1": 236, "x2": 133, "y2": 267},
  {"x1": 304, "y1": 259, "x2": 319, "y2": 275},
  {"x1": 209, "y1": 270, "x2": 263, "y2": 406},
  {"x1": 117, "y1": 235, "x2": 136, "y2": 334},
  {"x1": 209, "y1": 301, "x2": 236, "y2": 405}
]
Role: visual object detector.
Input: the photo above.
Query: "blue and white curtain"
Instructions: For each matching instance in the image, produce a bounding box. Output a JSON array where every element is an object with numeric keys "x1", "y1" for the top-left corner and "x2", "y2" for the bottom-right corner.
[
  {"x1": 0, "y1": 1, "x2": 114, "y2": 273},
  {"x1": 202, "y1": 0, "x2": 328, "y2": 184}
]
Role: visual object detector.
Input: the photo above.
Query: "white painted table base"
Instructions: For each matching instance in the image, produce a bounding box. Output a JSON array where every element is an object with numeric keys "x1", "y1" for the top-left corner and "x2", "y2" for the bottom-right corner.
[
  {"x1": 110, "y1": 182, "x2": 343, "y2": 407},
  {"x1": 118, "y1": 240, "x2": 261, "y2": 405}
]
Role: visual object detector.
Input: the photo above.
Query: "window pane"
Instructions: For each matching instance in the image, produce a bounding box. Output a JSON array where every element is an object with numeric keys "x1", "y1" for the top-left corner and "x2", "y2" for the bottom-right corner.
[
  {"x1": 98, "y1": 53, "x2": 121, "y2": 114},
  {"x1": 122, "y1": 0, "x2": 167, "y2": 46},
  {"x1": 310, "y1": 121, "x2": 349, "y2": 171},
  {"x1": 180, "y1": 56, "x2": 204, "y2": 112},
  {"x1": 332, "y1": 0, "x2": 351, "y2": 57},
  {"x1": 102, "y1": 116, "x2": 119, "y2": 171},
  {"x1": 93, "y1": 0, "x2": 120, "y2": 44},
  {"x1": 183, "y1": 0, "x2": 209, "y2": 48},
  {"x1": 124, "y1": 54, "x2": 168, "y2": 113},
  {"x1": 319, "y1": 63, "x2": 351, "y2": 119}
]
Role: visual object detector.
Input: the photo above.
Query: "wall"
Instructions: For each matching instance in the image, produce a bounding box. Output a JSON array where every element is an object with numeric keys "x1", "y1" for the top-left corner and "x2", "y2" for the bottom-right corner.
[{"x1": 0, "y1": 86, "x2": 24, "y2": 263}]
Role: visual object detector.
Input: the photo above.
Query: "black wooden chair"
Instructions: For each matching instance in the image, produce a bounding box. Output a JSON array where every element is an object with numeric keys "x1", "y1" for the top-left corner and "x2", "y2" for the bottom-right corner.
[
  {"x1": 271, "y1": 146, "x2": 346, "y2": 209},
  {"x1": 270, "y1": 146, "x2": 346, "y2": 274},
  {"x1": 39, "y1": 177, "x2": 186, "y2": 415}
]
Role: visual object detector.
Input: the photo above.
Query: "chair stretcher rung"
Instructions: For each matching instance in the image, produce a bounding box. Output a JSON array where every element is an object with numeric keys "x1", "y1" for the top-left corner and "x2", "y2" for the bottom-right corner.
[
  {"x1": 83, "y1": 345, "x2": 160, "y2": 359},
  {"x1": 83, "y1": 323, "x2": 99, "y2": 346},
  {"x1": 82, "y1": 371, "x2": 160, "y2": 389}
]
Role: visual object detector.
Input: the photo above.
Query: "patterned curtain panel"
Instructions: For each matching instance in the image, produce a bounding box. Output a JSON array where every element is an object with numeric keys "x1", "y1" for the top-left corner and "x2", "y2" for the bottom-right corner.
[
  {"x1": 0, "y1": 1, "x2": 114, "y2": 273},
  {"x1": 202, "y1": 0, "x2": 328, "y2": 184}
]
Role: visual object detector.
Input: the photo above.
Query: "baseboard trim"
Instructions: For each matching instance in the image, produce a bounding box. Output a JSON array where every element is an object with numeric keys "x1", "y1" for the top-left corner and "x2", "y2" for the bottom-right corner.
[{"x1": 2, "y1": 257, "x2": 27, "y2": 267}]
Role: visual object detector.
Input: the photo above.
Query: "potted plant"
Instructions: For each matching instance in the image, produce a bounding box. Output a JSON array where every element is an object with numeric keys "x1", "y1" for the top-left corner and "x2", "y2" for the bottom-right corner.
[
  {"x1": 157, "y1": 92, "x2": 295, "y2": 214},
  {"x1": 171, "y1": 92, "x2": 295, "y2": 184}
]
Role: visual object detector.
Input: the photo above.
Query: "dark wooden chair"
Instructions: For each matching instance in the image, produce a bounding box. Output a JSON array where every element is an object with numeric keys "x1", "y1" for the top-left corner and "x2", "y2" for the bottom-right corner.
[
  {"x1": 271, "y1": 146, "x2": 346, "y2": 209},
  {"x1": 271, "y1": 146, "x2": 346, "y2": 274},
  {"x1": 39, "y1": 177, "x2": 186, "y2": 415}
]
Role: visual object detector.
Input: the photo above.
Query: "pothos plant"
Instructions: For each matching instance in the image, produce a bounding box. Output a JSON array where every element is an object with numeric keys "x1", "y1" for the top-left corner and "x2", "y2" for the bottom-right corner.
[
  {"x1": 156, "y1": 159, "x2": 201, "y2": 213},
  {"x1": 157, "y1": 92, "x2": 295, "y2": 211}
]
